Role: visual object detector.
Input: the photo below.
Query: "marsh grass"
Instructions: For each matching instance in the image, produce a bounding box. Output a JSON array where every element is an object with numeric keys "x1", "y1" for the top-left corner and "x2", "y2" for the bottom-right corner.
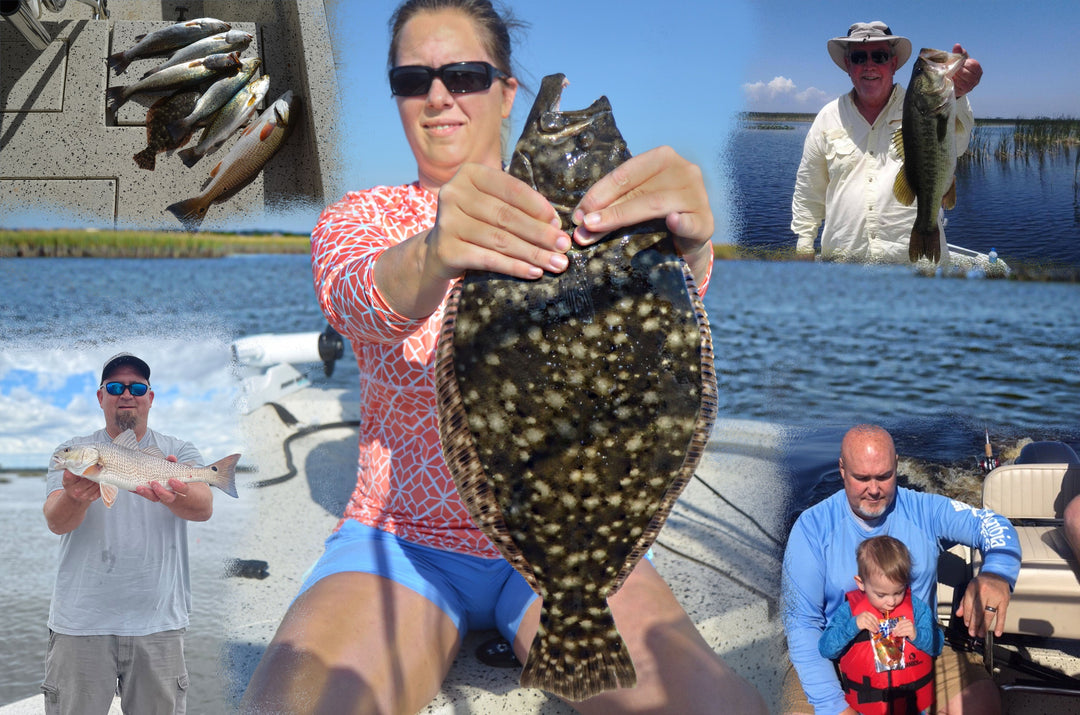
[
  {"x1": 961, "y1": 117, "x2": 1080, "y2": 165},
  {"x1": 0, "y1": 229, "x2": 310, "y2": 257}
]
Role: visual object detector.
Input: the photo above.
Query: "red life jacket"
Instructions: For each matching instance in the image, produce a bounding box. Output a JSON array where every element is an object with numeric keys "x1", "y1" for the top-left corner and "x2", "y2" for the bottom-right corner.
[{"x1": 836, "y1": 588, "x2": 935, "y2": 715}]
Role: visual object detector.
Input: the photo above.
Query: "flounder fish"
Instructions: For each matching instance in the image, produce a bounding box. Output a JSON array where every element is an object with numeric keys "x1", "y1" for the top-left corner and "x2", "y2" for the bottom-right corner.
[{"x1": 435, "y1": 74, "x2": 718, "y2": 701}]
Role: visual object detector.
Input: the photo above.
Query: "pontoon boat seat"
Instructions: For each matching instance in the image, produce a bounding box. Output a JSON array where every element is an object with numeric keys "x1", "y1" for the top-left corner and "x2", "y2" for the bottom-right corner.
[{"x1": 975, "y1": 461, "x2": 1080, "y2": 639}]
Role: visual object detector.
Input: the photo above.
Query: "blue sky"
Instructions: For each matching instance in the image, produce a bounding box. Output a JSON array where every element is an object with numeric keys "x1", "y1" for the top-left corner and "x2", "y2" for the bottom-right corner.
[
  {"x1": 739, "y1": 1, "x2": 1080, "y2": 117},
  {"x1": 0, "y1": 338, "x2": 244, "y2": 470}
]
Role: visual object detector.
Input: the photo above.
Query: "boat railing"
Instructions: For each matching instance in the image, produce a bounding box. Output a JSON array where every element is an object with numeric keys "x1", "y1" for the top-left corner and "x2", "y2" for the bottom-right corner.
[{"x1": 0, "y1": 0, "x2": 108, "y2": 51}]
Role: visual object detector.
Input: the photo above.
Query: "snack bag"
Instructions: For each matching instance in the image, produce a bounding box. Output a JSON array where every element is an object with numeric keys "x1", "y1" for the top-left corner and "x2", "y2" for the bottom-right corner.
[{"x1": 871, "y1": 615, "x2": 905, "y2": 672}]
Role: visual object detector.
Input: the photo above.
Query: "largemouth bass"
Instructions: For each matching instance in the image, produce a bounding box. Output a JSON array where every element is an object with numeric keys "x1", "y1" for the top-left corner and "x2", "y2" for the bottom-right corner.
[
  {"x1": 106, "y1": 52, "x2": 242, "y2": 121},
  {"x1": 51, "y1": 429, "x2": 240, "y2": 508},
  {"x1": 166, "y1": 90, "x2": 300, "y2": 229},
  {"x1": 435, "y1": 74, "x2": 717, "y2": 701},
  {"x1": 178, "y1": 74, "x2": 271, "y2": 168},
  {"x1": 108, "y1": 17, "x2": 231, "y2": 75},
  {"x1": 893, "y1": 47, "x2": 967, "y2": 263}
]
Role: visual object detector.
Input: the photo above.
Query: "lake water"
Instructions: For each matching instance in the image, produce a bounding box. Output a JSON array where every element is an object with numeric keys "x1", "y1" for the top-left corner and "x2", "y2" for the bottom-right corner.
[
  {"x1": 726, "y1": 122, "x2": 1080, "y2": 267},
  {"x1": 2, "y1": 252, "x2": 1078, "y2": 709}
]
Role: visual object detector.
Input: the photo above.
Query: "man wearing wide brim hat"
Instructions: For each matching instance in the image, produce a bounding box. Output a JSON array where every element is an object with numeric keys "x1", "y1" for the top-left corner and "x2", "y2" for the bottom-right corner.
[
  {"x1": 791, "y1": 20, "x2": 983, "y2": 267},
  {"x1": 826, "y1": 20, "x2": 913, "y2": 74}
]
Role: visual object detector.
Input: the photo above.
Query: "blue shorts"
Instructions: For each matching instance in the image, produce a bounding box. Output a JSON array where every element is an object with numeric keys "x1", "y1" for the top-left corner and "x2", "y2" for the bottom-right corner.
[{"x1": 297, "y1": 520, "x2": 538, "y2": 641}]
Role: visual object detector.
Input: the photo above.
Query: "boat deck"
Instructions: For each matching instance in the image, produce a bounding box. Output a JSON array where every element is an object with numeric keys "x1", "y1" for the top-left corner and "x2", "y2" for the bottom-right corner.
[{"x1": 222, "y1": 388, "x2": 792, "y2": 712}]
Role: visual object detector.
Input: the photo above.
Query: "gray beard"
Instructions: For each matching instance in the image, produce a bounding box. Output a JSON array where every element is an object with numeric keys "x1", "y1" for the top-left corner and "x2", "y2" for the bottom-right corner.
[{"x1": 116, "y1": 412, "x2": 138, "y2": 433}]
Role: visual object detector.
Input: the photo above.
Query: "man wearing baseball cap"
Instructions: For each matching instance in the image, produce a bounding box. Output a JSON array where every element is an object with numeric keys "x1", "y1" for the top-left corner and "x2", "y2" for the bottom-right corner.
[
  {"x1": 42, "y1": 352, "x2": 214, "y2": 714},
  {"x1": 791, "y1": 21, "x2": 984, "y2": 267}
]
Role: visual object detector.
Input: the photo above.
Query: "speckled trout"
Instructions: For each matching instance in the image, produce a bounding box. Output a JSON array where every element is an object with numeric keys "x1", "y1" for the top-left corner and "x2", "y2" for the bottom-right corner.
[
  {"x1": 107, "y1": 17, "x2": 231, "y2": 75},
  {"x1": 893, "y1": 47, "x2": 967, "y2": 263},
  {"x1": 51, "y1": 429, "x2": 240, "y2": 508},
  {"x1": 435, "y1": 74, "x2": 717, "y2": 701}
]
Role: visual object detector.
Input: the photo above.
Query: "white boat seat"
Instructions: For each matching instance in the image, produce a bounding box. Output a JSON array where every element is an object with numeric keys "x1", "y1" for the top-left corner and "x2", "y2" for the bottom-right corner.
[{"x1": 975, "y1": 463, "x2": 1080, "y2": 640}]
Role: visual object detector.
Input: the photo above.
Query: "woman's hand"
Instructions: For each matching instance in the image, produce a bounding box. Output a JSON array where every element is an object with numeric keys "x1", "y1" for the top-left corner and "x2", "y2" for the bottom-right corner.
[
  {"x1": 571, "y1": 146, "x2": 714, "y2": 283},
  {"x1": 426, "y1": 163, "x2": 571, "y2": 281},
  {"x1": 376, "y1": 163, "x2": 572, "y2": 319}
]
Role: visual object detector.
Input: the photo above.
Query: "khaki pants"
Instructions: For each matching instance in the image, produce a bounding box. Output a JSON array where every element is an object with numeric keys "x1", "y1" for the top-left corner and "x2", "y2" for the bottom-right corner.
[
  {"x1": 779, "y1": 645, "x2": 990, "y2": 714},
  {"x1": 42, "y1": 629, "x2": 188, "y2": 715}
]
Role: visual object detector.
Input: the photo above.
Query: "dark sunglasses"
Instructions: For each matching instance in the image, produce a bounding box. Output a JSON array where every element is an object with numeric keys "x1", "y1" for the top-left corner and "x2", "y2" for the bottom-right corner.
[
  {"x1": 849, "y1": 50, "x2": 892, "y2": 65},
  {"x1": 389, "y1": 61, "x2": 507, "y2": 97},
  {"x1": 102, "y1": 381, "x2": 150, "y2": 397}
]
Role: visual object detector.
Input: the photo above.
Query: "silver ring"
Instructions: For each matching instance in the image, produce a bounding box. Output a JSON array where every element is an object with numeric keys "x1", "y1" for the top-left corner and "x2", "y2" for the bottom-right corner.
[{"x1": 985, "y1": 606, "x2": 998, "y2": 612}]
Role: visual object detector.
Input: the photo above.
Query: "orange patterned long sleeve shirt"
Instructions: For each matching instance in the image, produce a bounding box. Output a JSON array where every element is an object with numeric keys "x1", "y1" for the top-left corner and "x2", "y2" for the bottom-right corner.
[{"x1": 311, "y1": 183, "x2": 713, "y2": 558}]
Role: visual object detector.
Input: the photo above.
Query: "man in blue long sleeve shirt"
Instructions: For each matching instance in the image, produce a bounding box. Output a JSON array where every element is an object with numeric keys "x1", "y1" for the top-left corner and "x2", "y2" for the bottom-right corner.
[{"x1": 780, "y1": 425, "x2": 1020, "y2": 714}]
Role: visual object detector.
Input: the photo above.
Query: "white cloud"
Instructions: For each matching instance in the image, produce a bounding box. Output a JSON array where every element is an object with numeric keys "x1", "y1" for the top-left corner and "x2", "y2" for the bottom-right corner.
[
  {"x1": 0, "y1": 338, "x2": 243, "y2": 470},
  {"x1": 795, "y1": 87, "x2": 831, "y2": 106},
  {"x1": 742, "y1": 76, "x2": 832, "y2": 112}
]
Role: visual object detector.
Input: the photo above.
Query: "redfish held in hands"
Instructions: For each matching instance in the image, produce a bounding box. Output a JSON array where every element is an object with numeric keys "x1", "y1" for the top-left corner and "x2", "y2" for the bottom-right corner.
[{"x1": 50, "y1": 429, "x2": 240, "y2": 508}]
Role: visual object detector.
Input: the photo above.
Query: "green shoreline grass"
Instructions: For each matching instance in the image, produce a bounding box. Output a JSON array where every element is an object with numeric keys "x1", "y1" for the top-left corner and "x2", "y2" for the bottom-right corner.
[
  {"x1": 1, "y1": 229, "x2": 311, "y2": 258},
  {"x1": 0, "y1": 229, "x2": 764, "y2": 261},
  {"x1": 4, "y1": 229, "x2": 1077, "y2": 282}
]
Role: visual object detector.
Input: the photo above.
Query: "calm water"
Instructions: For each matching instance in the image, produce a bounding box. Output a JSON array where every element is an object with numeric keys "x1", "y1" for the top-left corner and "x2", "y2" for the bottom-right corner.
[
  {"x1": 2, "y1": 242, "x2": 1079, "y2": 707},
  {"x1": 727, "y1": 122, "x2": 1080, "y2": 267}
]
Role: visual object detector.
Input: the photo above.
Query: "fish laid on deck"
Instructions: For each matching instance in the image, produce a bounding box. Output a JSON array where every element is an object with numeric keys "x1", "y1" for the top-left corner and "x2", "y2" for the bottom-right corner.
[
  {"x1": 51, "y1": 429, "x2": 240, "y2": 508},
  {"x1": 893, "y1": 47, "x2": 967, "y2": 263},
  {"x1": 178, "y1": 74, "x2": 271, "y2": 168},
  {"x1": 435, "y1": 74, "x2": 718, "y2": 701},
  {"x1": 107, "y1": 17, "x2": 231, "y2": 75},
  {"x1": 106, "y1": 52, "x2": 242, "y2": 120},
  {"x1": 166, "y1": 57, "x2": 262, "y2": 142},
  {"x1": 133, "y1": 89, "x2": 201, "y2": 171},
  {"x1": 140, "y1": 30, "x2": 254, "y2": 80},
  {"x1": 166, "y1": 90, "x2": 300, "y2": 229}
]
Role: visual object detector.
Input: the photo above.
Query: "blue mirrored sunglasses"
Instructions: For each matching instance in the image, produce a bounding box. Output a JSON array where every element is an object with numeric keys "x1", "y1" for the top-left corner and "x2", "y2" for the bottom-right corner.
[{"x1": 102, "y1": 381, "x2": 150, "y2": 397}]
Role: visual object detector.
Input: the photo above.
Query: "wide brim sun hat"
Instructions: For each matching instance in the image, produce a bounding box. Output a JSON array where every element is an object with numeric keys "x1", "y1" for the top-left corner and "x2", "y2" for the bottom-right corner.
[{"x1": 827, "y1": 21, "x2": 912, "y2": 71}]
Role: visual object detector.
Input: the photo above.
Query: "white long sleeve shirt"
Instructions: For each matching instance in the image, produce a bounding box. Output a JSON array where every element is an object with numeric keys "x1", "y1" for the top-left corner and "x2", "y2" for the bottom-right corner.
[{"x1": 791, "y1": 84, "x2": 973, "y2": 266}]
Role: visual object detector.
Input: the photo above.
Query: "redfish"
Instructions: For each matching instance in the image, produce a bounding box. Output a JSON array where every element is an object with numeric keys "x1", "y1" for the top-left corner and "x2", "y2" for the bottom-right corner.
[
  {"x1": 166, "y1": 90, "x2": 300, "y2": 229},
  {"x1": 51, "y1": 429, "x2": 240, "y2": 508}
]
